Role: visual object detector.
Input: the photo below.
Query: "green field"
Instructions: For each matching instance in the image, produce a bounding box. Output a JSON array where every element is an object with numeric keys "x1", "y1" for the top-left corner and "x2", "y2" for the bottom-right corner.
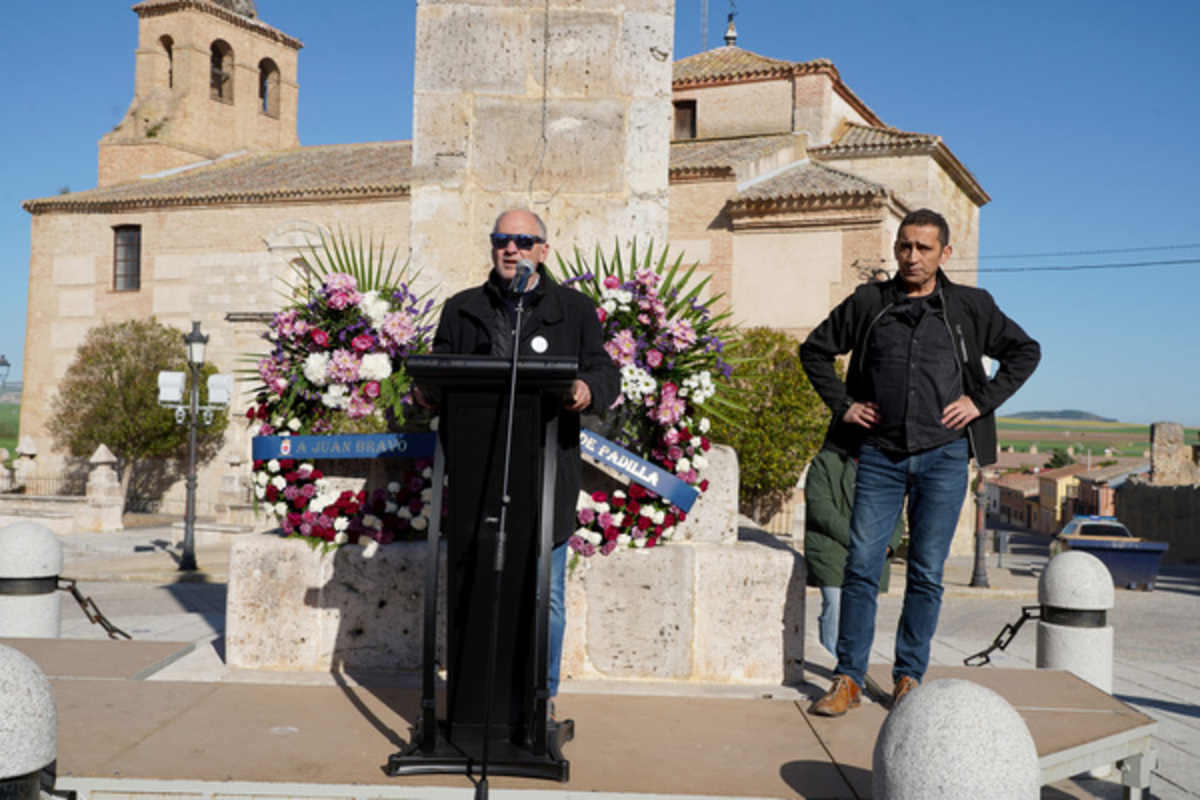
[
  {"x1": 0, "y1": 403, "x2": 18, "y2": 464},
  {"x1": 996, "y1": 416, "x2": 1197, "y2": 458}
]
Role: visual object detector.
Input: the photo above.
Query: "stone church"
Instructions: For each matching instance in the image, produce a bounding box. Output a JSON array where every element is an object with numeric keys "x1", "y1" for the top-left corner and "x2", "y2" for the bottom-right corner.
[{"x1": 20, "y1": 0, "x2": 987, "y2": 515}]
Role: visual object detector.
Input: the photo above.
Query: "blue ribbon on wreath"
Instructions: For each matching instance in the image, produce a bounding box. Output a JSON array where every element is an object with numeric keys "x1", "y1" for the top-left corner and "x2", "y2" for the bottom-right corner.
[
  {"x1": 252, "y1": 433, "x2": 436, "y2": 461},
  {"x1": 579, "y1": 428, "x2": 700, "y2": 512}
]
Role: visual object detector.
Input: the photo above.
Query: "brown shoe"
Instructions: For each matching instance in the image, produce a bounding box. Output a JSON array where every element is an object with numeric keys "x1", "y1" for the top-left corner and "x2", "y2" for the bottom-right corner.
[
  {"x1": 811, "y1": 674, "x2": 861, "y2": 717},
  {"x1": 892, "y1": 675, "x2": 919, "y2": 707}
]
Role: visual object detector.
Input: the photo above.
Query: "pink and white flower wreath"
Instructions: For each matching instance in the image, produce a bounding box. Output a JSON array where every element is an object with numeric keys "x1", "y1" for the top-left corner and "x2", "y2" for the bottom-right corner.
[
  {"x1": 556, "y1": 244, "x2": 734, "y2": 556},
  {"x1": 247, "y1": 241, "x2": 734, "y2": 556},
  {"x1": 247, "y1": 257, "x2": 436, "y2": 548}
]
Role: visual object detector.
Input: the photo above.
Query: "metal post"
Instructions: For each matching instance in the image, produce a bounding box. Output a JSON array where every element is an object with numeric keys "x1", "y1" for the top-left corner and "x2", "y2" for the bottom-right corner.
[
  {"x1": 179, "y1": 357, "x2": 199, "y2": 572},
  {"x1": 969, "y1": 473, "x2": 989, "y2": 588}
]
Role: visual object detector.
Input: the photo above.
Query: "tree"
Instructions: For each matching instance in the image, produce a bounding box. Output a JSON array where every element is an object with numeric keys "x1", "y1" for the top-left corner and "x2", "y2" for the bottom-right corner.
[
  {"x1": 1045, "y1": 448, "x2": 1075, "y2": 469},
  {"x1": 710, "y1": 327, "x2": 831, "y2": 523},
  {"x1": 48, "y1": 319, "x2": 228, "y2": 510}
]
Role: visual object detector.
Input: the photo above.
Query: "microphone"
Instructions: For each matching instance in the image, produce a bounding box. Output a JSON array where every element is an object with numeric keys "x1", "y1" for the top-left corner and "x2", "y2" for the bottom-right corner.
[{"x1": 511, "y1": 259, "x2": 535, "y2": 294}]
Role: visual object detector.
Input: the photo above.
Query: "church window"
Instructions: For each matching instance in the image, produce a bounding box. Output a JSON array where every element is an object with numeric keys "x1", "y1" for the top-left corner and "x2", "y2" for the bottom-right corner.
[
  {"x1": 674, "y1": 100, "x2": 697, "y2": 140},
  {"x1": 113, "y1": 226, "x2": 141, "y2": 292},
  {"x1": 161, "y1": 36, "x2": 174, "y2": 89},
  {"x1": 210, "y1": 40, "x2": 234, "y2": 102},
  {"x1": 258, "y1": 58, "x2": 280, "y2": 117}
]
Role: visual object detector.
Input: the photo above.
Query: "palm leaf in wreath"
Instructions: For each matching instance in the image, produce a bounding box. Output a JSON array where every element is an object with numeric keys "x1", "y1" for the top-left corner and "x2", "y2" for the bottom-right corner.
[{"x1": 553, "y1": 238, "x2": 747, "y2": 436}]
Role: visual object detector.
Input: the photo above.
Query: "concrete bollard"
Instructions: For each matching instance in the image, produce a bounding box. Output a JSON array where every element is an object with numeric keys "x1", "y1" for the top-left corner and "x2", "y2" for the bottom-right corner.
[
  {"x1": 0, "y1": 522, "x2": 63, "y2": 638},
  {"x1": 873, "y1": 679, "x2": 1038, "y2": 799},
  {"x1": 1037, "y1": 550, "x2": 1114, "y2": 693},
  {"x1": 0, "y1": 644, "x2": 58, "y2": 798},
  {"x1": 1037, "y1": 550, "x2": 1116, "y2": 779}
]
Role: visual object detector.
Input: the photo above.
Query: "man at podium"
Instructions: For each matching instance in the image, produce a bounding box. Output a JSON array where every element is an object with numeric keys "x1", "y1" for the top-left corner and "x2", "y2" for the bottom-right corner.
[{"x1": 431, "y1": 207, "x2": 619, "y2": 710}]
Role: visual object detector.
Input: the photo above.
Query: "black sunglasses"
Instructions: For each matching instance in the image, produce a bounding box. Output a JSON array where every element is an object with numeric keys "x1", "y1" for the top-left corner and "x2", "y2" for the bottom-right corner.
[{"x1": 490, "y1": 233, "x2": 545, "y2": 250}]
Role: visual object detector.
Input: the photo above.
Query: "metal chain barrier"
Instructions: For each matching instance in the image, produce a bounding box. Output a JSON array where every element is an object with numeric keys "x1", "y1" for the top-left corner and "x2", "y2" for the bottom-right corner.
[
  {"x1": 963, "y1": 605, "x2": 1041, "y2": 667},
  {"x1": 58, "y1": 578, "x2": 132, "y2": 640}
]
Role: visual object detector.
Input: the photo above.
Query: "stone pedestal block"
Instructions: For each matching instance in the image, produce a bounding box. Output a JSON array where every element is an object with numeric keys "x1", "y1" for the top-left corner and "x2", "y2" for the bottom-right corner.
[
  {"x1": 675, "y1": 443, "x2": 738, "y2": 544},
  {"x1": 226, "y1": 535, "x2": 447, "y2": 672},
  {"x1": 563, "y1": 536, "x2": 805, "y2": 684},
  {"x1": 14, "y1": 436, "x2": 36, "y2": 487},
  {"x1": 225, "y1": 529, "x2": 806, "y2": 685},
  {"x1": 83, "y1": 445, "x2": 123, "y2": 533}
]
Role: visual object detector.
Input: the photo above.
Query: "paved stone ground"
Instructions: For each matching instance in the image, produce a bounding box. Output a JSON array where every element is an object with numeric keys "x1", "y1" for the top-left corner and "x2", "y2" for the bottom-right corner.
[{"x1": 51, "y1": 522, "x2": 1200, "y2": 799}]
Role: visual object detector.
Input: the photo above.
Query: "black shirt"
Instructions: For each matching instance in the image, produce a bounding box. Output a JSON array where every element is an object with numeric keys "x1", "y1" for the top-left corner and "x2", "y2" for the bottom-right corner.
[{"x1": 864, "y1": 290, "x2": 965, "y2": 454}]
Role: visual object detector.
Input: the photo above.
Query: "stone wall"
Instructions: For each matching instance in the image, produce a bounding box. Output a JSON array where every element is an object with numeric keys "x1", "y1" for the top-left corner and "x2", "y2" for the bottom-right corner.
[
  {"x1": 21, "y1": 198, "x2": 413, "y2": 514},
  {"x1": 1115, "y1": 481, "x2": 1200, "y2": 565},
  {"x1": 675, "y1": 79, "x2": 794, "y2": 140}
]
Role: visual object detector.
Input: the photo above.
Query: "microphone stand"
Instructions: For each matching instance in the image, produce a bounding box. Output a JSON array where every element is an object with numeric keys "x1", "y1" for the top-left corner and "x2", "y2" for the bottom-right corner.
[{"x1": 475, "y1": 286, "x2": 528, "y2": 800}]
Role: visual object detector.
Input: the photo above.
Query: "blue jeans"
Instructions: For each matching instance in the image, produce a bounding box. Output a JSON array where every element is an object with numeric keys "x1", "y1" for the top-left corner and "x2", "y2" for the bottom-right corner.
[
  {"x1": 835, "y1": 438, "x2": 968, "y2": 688},
  {"x1": 548, "y1": 539, "x2": 567, "y2": 697},
  {"x1": 818, "y1": 586, "x2": 841, "y2": 657}
]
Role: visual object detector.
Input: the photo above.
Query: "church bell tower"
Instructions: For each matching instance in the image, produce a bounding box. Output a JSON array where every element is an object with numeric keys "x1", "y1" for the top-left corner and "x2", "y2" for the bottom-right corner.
[{"x1": 98, "y1": 0, "x2": 302, "y2": 187}]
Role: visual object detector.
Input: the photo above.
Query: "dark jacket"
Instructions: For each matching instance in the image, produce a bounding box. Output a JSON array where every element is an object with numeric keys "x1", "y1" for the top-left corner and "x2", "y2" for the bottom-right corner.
[
  {"x1": 432, "y1": 267, "x2": 620, "y2": 543},
  {"x1": 799, "y1": 271, "x2": 1040, "y2": 467},
  {"x1": 803, "y1": 447, "x2": 902, "y2": 591}
]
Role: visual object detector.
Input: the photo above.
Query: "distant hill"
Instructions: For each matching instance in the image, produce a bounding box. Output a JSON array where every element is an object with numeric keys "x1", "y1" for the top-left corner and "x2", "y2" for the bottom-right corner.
[{"x1": 1006, "y1": 410, "x2": 1117, "y2": 423}]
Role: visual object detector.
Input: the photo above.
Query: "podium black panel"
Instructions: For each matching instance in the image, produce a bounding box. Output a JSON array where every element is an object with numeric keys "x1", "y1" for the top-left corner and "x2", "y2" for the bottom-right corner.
[{"x1": 388, "y1": 355, "x2": 576, "y2": 782}]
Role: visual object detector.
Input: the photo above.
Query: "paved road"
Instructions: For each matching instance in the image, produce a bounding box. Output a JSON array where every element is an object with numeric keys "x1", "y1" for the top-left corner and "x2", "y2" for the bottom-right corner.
[{"x1": 51, "y1": 523, "x2": 1200, "y2": 799}]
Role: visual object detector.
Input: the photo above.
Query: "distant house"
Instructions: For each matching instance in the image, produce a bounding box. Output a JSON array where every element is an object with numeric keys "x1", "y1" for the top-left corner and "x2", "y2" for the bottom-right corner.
[
  {"x1": 1036, "y1": 465, "x2": 1089, "y2": 533},
  {"x1": 994, "y1": 472, "x2": 1040, "y2": 529},
  {"x1": 1073, "y1": 462, "x2": 1150, "y2": 518}
]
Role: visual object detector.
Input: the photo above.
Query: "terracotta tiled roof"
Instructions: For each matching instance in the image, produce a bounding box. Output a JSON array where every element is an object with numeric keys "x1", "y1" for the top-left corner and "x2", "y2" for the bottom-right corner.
[
  {"x1": 994, "y1": 472, "x2": 1041, "y2": 496},
  {"x1": 813, "y1": 122, "x2": 991, "y2": 206},
  {"x1": 673, "y1": 46, "x2": 803, "y2": 85},
  {"x1": 736, "y1": 160, "x2": 886, "y2": 203},
  {"x1": 668, "y1": 134, "x2": 799, "y2": 176},
  {"x1": 24, "y1": 141, "x2": 412, "y2": 214},
  {"x1": 1078, "y1": 462, "x2": 1150, "y2": 484},
  {"x1": 812, "y1": 122, "x2": 940, "y2": 155},
  {"x1": 1039, "y1": 464, "x2": 1090, "y2": 481}
]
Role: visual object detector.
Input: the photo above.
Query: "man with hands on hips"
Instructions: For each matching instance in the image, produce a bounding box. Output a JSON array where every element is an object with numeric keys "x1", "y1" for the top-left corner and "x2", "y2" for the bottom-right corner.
[{"x1": 800, "y1": 208, "x2": 1040, "y2": 716}]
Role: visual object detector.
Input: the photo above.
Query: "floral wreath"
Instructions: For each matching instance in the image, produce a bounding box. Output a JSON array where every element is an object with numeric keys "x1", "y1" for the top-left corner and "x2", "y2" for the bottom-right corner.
[
  {"x1": 556, "y1": 242, "x2": 736, "y2": 556},
  {"x1": 247, "y1": 236, "x2": 735, "y2": 556},
  {"x1": 246, "y1": 232, "x2": 436, "y2": 548}
]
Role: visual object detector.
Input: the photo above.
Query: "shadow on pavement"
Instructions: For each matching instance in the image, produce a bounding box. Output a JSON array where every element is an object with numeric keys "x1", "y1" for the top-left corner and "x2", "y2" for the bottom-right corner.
[
  {"x1": 1116, "y1": 693, "x2": 1200, "y2": 719},
  {"x1": 781, "y1": 759, "x2": 867, "y2": 799}
]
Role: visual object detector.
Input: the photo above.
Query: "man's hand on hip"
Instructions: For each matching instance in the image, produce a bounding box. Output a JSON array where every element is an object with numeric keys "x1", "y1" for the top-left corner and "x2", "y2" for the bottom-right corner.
[
  {"x1": 844, "y1": 401, "x2": 880, "y2": 429},
  {"x1": 942, "y1": 396, "x2": 981, "y2": 430}
]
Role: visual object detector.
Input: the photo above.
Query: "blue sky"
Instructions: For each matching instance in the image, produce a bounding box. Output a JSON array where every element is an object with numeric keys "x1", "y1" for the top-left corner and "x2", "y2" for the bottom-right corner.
[{"x1": 3, "y1": 1, "x2": 1198, "y2": 424}]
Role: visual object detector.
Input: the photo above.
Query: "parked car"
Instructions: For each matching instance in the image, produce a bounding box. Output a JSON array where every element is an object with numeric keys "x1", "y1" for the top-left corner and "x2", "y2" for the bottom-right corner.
[{"x1": 1050, "y1": 515, "x2": 1133, "y2": 557}]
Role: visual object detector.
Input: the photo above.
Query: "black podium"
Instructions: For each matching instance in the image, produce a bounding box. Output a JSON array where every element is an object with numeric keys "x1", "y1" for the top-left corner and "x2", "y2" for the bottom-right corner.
[{"x1": 387, "y1": 354, "x2": 577, "y2": 782}]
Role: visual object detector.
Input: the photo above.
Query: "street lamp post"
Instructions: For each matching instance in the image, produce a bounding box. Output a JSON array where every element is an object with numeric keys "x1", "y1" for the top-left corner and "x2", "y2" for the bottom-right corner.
[
  {"x1": 157, "y1": 323, "x2": 231, "y2": 573},
  {"x1": 969, "y1": 472, "x2": 990, "y2": 588},
  {"x1": 179, "y1": 323, "x2": 209, "y2": 572}
]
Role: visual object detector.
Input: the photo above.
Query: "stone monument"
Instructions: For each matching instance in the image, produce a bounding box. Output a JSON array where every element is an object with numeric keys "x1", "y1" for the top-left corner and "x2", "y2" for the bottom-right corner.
[{"x1": 409, "y1": 0, "x2": 673, "y2": 290}]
